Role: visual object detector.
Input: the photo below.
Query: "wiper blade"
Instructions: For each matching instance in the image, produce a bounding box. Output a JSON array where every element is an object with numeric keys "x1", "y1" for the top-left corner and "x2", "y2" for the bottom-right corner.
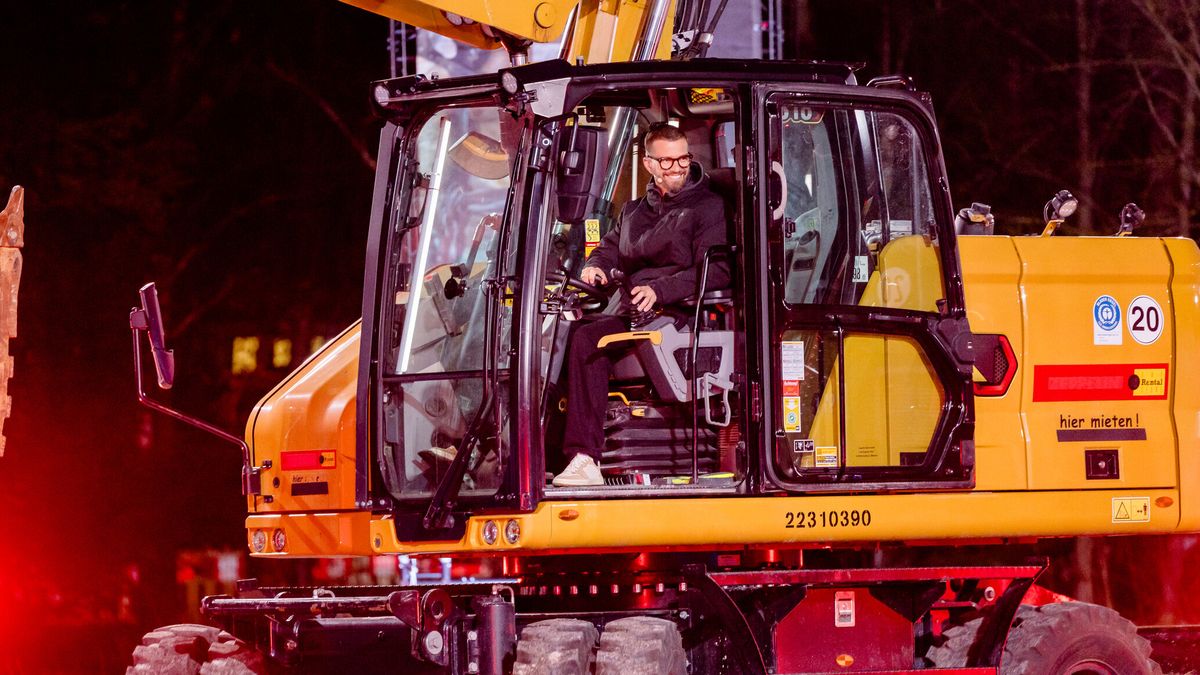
[
  {"x1": 421, "y1": 390, "x2": 493, "y2": 531},
  {"x1": 422, "y1": 266, "x2": 503, "y2": 531}
]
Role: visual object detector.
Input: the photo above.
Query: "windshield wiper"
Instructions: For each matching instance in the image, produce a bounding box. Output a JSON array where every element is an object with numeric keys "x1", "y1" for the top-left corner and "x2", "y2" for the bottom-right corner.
[
  {"x1": 422, "y1": 274, "x2": 503, "y2": 531},
  {"x1": 422, "y1": 390, "x2": 494, "y2": 530},
  {"x1": 420, "y1": 118, "x2": 527, "y2": 531}
]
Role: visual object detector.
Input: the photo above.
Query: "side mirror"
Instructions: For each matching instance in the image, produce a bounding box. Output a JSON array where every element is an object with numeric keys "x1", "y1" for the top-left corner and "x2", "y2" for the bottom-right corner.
[
  {"x1": 553, "y1": 124, "x2": 606, "y2": 224},
  {"x1": 131, "y1": 282, "x2": 175, "y2": 389},
  {"x1": 127, "y1": 281, "x2": 259, "y2": 495}
]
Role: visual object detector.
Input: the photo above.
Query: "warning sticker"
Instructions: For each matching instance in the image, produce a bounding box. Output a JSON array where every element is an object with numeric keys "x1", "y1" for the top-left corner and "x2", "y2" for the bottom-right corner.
[
  {"x1": 852, "y1": 256, "x2": 869, "y2": 283},
  {"x1": 1111, "y1": 497, "x2": 1150, "y2": 523},
  {"x1": 781, "y1": 380, "x2": 800, "y2": 396},
  {"x1": 834, "y1": 590, "x2": 856, "y2": 627},
  {"x1": 781, "y1": 341, "x2": 805, "y2": 381},
  {"x1": 1093, "y1": 295, "x2": 1122, "y2": 346},
  {"x1": 584, "y1": 218, "x2": 601, "y2": 258},
  {"x1": 815, "y1": 446, "x2": 839, "y2": 467},
  {"x1": 793, "y1": 439, "x2": 815, "y2": 460},
  {"x1": 782, "y1": 397, "x2": 802, "y2": 432}
]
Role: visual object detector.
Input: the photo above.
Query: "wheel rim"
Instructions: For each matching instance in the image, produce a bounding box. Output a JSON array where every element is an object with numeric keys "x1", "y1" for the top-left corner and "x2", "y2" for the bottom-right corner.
[{"x1": 1064, "y1": 659, "x2": 1120, "y2": 675}]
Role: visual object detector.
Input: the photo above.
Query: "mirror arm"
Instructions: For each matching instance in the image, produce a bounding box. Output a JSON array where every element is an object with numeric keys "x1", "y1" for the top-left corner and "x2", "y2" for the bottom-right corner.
[{"x1": 130, "y1": 310, "x2": 260, "y2": 496}]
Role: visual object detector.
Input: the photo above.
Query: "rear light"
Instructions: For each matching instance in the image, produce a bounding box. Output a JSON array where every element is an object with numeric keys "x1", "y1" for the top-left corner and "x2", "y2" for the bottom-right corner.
[
  {"x1": 505, "y1": 519, "x2": 521, "y2": 544},
  {"x1": 974, "y1": 335, "x2": 1017, "y2": 397},
  {"x1": 482, "y1": 520, "x2": 499, "y2": 545},
  {"x1": 251, "y1": 530, "x2": 267, "y2": 553}
]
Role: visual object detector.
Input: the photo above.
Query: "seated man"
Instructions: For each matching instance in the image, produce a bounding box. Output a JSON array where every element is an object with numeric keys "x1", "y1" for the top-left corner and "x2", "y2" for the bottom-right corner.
[{"x1": 552, "y1": 122, "x2": 730, "y2": 487}]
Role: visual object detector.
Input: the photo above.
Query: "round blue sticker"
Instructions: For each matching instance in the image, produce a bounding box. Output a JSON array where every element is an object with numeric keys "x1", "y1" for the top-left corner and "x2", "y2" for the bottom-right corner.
[{"x1": 1094, "y1": 295, "x2": 1120, "y2": 331}]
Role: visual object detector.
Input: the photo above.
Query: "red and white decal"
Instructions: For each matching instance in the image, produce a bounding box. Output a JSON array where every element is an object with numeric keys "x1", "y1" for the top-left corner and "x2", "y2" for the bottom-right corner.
[
  {"x1": 1032, "y1": 364, "x2": 1168, "y2": 402},
  {"x1": 281, "y1": 449, "x2": 337, "y2": 471}
]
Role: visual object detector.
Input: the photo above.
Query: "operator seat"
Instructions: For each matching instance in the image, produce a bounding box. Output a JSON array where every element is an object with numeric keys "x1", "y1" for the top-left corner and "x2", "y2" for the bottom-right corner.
[
  {"x1": 705, "y1": 167, "x2": 739, "y2": 221},
  {"x1": 596, "y1": 166, "x2": 739, "y2": 475},
  {"x1": 605, "y1": 164, "x2": 738, "y2": 408}
]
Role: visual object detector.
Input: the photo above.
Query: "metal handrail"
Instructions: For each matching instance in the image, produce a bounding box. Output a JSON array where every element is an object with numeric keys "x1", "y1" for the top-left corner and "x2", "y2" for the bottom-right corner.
[{"x1": 689, "y1": 244, "x2": 735, "y2": 484}]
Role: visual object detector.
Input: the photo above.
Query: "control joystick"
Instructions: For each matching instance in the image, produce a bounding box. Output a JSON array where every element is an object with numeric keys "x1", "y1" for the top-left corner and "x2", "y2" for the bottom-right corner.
[{"x1": 610, "y1": 268, "x2": 660, "y2": 328}]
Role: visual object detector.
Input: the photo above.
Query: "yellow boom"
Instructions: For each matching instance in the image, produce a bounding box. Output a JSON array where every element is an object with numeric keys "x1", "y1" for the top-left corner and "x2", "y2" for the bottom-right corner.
[{"x1": 340, "y1": 0, "x2": 674, "y2": 63}]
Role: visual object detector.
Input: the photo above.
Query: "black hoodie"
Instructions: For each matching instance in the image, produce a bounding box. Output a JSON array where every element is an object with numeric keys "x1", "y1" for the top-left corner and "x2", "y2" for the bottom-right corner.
[{"x1": 585, "y1": 163, "x2": 730, "y2": 307}]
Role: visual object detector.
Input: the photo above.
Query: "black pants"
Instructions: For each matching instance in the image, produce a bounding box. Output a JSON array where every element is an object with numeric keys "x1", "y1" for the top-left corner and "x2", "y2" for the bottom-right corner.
[{"x1": 561, "y1": 314, "x2": 628, "y2": 463}]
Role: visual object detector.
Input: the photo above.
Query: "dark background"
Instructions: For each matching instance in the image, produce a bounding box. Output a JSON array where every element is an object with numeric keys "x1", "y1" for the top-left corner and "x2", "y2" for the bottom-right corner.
[{"x1": 2, "y1": 0, "x2": 1198, "y2": 670}]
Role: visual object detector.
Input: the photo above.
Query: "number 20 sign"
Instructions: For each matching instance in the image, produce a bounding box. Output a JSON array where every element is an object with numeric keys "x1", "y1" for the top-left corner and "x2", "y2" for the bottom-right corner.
[{"x1": 1127, "y1": 295, "x2": 1163, "y2": 345}]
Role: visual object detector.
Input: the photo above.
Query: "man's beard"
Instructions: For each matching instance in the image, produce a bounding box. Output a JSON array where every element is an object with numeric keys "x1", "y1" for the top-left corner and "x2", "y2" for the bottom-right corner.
[{"x1": 657, "y1": 171, "x2": 687, "y2": 194}]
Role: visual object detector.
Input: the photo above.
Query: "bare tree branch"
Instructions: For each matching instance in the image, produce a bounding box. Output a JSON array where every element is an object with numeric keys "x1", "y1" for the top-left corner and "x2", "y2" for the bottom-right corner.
[
  {"x1": 1132, "y1": 61, "x2": 1181, "y2": 152},
  {"x1": 1131, "y1": 0, "x2": 1200, "y2": 100},
  {"x1": 964, "y1": 0, "x2": 1057, "y2": 66},
  {"x1": 160, "y1": 193, "x2": 287, "y2": 291},
  {"x1": 265, "y1": 61, "x2": 377, "y2": 172},
  {"x1": 1039, "y1": 58, "x2": 1182, "y2": 73},
  {"x1": 170, "y1": 276, "x2": 237, "y2": 339}
]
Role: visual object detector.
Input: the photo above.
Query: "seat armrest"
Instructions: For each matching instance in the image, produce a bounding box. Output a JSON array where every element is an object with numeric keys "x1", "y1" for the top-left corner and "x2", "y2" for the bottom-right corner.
[{"x1": 682, "y1": 289, "x2": 733, "y2": 307}]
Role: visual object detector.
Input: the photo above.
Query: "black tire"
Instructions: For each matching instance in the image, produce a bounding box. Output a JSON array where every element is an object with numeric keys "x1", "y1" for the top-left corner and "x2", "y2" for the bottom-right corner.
[
  {"x1": 1002, "y1": 602, "x2": 1162, "y2": 675},
  {"x1": 925, "y1": 616, "x2": 985, "y2": 668},
  {"x1": 513, "y1": 618, "x2": 600, "y2": 675},
  {"x1": 595, "y1": 616, "x2": 687, "y2": 675},
  {"x1": 127, "y1": 623, "x2": 266, "y2": 675}
]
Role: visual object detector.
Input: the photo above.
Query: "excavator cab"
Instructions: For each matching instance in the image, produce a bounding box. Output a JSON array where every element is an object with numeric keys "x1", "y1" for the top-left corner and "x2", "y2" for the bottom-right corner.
[
  {"x1": 536, "y1": 85, "x2": 742, "y2": 487},
  {"x1": 362, "y1": 60, "x2": 976, "y2": 536}
]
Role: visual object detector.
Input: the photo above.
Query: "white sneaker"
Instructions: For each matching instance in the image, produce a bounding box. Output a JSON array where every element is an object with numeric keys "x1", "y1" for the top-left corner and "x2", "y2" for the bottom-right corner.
[{"x1": 552, "y1": 454, "x2": 604, "y2": 487}]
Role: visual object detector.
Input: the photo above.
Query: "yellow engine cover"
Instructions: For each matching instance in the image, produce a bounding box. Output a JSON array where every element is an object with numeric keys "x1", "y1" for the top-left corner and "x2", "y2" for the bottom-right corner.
[{"x1": 960, "y1": 236, "x2": 1199, "y2": 528}]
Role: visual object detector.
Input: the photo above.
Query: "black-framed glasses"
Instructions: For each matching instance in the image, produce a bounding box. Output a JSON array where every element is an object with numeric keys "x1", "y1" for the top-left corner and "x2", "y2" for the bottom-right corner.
[{"x1": 645, "y1": 153, "x2": 693, "y2": 170}]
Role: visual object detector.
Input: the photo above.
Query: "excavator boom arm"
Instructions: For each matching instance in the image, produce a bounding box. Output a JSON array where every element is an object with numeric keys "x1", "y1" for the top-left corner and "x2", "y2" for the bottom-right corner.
[{"x1": 340, "y1": 0, "x2": 675, "y2": 63}]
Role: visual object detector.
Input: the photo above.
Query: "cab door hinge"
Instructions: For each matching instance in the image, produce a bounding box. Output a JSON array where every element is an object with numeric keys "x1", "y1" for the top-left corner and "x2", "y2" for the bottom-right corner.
[{"x1": 750, "y1": 381, "x2": 763, "y2": 422}]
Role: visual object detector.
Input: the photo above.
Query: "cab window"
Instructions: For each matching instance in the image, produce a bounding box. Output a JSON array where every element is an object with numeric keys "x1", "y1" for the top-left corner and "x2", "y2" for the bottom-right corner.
[
  {"x1": 767, "y1": 98, "x2": 952, "y2": 485},
  {"x1": 778, "y1": 106, "x2": 943, "y2": 311}
]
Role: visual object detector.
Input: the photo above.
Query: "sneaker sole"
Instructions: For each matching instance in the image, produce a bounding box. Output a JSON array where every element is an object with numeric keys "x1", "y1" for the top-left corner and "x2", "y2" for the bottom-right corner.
[{"x1": 551, "y1": 477, "x2": 605, "y2": 487}]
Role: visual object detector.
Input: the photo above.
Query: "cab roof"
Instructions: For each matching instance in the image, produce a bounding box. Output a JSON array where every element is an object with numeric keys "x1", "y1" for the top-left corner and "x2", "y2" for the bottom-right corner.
[{"x1": 372, "y1": 58, "x2": 866, "y2": 108}]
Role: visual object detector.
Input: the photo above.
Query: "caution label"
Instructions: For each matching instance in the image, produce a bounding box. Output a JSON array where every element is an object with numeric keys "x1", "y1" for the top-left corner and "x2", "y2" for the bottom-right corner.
[
  {"x1": 584, "y1": 218, "x2": 601, "y2": 258},
  {"x1": 782, "y1": 397, "x2": 802, "y2": 432},
  {"x1": 815, "y1": 446, "x2": 839, "y2": 467},
  {"x1": 781, "y1": 341, "x2": 805, "y2": 381},
  {"x1": 1111, "y1": 497, "x2": 1150, "y2": 523}
]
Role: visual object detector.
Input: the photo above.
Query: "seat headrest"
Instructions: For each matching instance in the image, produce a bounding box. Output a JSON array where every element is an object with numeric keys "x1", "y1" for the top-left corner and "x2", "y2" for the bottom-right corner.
[{"x1": 706, "y1": 167, "x2": 739, "y2": 219}]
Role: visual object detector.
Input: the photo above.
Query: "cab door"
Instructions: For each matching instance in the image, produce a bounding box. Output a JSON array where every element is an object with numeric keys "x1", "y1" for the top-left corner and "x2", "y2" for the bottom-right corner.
[{"x1": 753, "y1": 85, "x2": 975, "y2": 490}]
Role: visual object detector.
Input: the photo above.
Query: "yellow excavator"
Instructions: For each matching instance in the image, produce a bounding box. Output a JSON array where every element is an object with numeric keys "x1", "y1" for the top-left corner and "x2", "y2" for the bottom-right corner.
[{"x1": 126, "y1": 1, "x2": 1195, "y2": 673}]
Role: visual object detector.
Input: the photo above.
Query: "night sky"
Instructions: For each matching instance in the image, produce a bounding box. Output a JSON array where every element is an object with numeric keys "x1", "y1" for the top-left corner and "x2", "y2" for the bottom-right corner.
[
  {"x1": 0, "y1": 0, "x2": 385, "y2": 643},
  {"x1": 2, "y1": 0, "x2": 1199, "y2": 667}
]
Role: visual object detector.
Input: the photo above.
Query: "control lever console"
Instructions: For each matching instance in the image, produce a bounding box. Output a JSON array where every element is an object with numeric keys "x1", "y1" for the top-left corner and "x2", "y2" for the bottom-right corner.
[{"x1": 609, "y1": 268, "x2": 660, "y2": 329}]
